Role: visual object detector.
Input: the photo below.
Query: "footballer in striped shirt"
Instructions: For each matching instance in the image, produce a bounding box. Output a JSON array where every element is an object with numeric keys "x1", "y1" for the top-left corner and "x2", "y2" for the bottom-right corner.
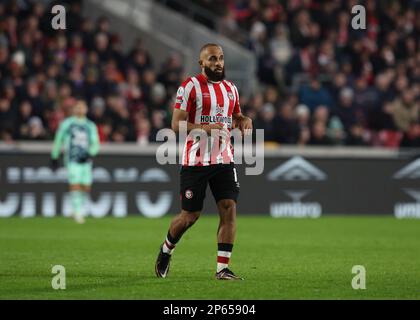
[{"x1": 155, "y1": 43, "x2": 252, "y2": 280}]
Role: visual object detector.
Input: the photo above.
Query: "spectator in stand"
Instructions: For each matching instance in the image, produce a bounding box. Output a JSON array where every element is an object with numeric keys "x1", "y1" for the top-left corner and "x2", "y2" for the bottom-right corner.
[
  {"x1": 0, "y1": 97, "x2": 16, "y2": 136},
  {"x1": 391, "y1": 89, "x2": 419, "y2": 133},
  {"x1": 346, "y1": 123, "x2": 369, "y2": 146},
  {"x1": 333, "y1": 87, "x2": 357, "y2": 133},
  {"x1": 1, "y1": 0, "x2": 420, "y2": 150},
  {"x1": 400, "y1": 123, "x2": 420, "y2": 148},
  {"x1": 97, "y1": 119, "x2": 113, "y2": 143},
  {"x1": 258, "y1": 103, "x2": 277, "y2": 142},
  {"x1": 269, "y1": 23, "x2": 292, "y2": 90},
  {"x1": 328, "y1": 116, "x2": 346, "y2": 145},
  {"x1": 218, "y1": 10, "x2": 244, "y2": 43},
  {"x1": 309, "y1": 121, "x2": 333, "y2": 146},
  {"x1": 273, "y1": 102, "x2": 300, "y2": 144},
  {"x1": 89, "y1": 96, "x2": 106, "y2": 124},
  {"x1": 150, "y1": 109, "x2": 168, "y2": 142},
  {"x1": 16, "y1": 100, "x2": 33, "y2": 139},
  {"x1": 25, "y1": 116, "x2": 48, "y2": 140},
  {"x1": 136, "y1": 116, "x2": 151, "y2": 146},
  {"x1": 299, "y1": 77, "x2": 333, "y2": 112}
]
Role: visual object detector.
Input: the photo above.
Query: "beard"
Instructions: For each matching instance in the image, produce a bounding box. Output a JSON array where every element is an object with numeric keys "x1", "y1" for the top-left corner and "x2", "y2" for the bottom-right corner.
[{"x1": 204, "y1": 66, "x2": 225, "y2": 82}]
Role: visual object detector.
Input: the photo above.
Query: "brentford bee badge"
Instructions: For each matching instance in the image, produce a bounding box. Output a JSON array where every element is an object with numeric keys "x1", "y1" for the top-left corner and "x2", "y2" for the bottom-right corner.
[{"x1": 185, "y1": 190, "x2": 193, "y2": 199}]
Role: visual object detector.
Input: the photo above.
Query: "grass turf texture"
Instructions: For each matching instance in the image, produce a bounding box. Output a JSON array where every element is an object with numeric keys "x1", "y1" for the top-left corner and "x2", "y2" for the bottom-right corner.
[{"x1": 0, "y1": 216, "x2": 419, "y2": 300}]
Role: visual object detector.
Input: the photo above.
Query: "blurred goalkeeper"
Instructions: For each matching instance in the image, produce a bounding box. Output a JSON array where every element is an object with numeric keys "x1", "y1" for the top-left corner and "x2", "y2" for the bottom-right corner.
[{"x1": 50, "y1": 100, "x2": 100, "y2": 224}]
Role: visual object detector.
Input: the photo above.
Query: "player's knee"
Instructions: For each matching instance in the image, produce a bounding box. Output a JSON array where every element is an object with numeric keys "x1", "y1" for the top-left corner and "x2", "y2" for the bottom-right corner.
[
  {"x1": 218, "y1": 199, "x2": 236, "y2": 213},
  {"x1": 188, "y1": 212, "x2": 200, "y2": 224},
  {"x1": 218, "y1": 200, "x2": 236, "y2": 224},
  {"x1": 181, "y1": 211, "x2": 200, "y2": 226}
]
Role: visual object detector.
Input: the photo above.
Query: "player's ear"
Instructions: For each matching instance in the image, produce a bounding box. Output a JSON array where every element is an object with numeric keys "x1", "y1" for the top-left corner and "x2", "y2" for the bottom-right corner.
[{"x1": 198, "y1": 59, "x2": 203, "y2": 68}]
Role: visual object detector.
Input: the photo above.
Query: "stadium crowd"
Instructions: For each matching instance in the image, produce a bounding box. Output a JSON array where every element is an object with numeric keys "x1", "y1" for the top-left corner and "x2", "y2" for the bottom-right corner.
[
  {"x1": 0, "y1": 0, "x2": 177, "y2": 145},
  {"x1": 0, "y1": 0, "x2": 419, "y2": 148}
]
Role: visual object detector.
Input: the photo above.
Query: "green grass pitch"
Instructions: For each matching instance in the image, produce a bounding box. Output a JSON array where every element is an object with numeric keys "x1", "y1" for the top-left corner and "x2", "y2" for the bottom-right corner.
[{"x1": 0, "y1": 215, "x2": 419, "y2": 299}]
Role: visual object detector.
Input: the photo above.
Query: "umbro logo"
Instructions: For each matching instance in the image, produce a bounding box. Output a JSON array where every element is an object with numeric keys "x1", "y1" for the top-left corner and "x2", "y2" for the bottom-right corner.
[
  {"x1": 270, "y1": 190, "x2": 321, "y2": 218},
  {"x1": 393, "y1": 159, "x2": 420, "y2": 179},
  {"x1": 394, "y1": 188, "x2": 420, "y2": 218},
  {"x1": 393, "y1": 159, "x2": 420, "y2": 218},
  {"x1": 267, "y1": 156, "x2": 327, "y2": 181}
]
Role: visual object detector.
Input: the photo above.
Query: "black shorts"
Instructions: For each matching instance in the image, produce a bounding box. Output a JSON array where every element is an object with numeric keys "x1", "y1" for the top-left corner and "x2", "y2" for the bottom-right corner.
[{"x1": 180, "y1": 163, "x2": 240, "y2": 212}]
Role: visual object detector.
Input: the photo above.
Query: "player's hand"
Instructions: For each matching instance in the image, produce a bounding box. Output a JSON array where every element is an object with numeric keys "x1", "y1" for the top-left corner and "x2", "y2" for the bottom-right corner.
[
  {"x1": 202, "y1": 123, "x2": 223, "y2": 135},
  {"x1": 50, "y1": 158, "x2": 59, "y2": 170},
  {"x1": 78, "y1": 154, "x2": 91, "y2": 163},
  {"x1": 235, "y1": 116, "x2": 253, "y2": 136}
]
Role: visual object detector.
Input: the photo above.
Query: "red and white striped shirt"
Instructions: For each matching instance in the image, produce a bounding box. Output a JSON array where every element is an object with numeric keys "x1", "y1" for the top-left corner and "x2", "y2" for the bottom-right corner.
[{"x1": 174, "y1": 73, "x2": 241, "y2": 166}]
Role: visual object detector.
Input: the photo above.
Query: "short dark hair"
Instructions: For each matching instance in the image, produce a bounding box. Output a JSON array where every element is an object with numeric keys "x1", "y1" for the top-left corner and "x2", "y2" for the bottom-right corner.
[{"x1": 199, "y1": 43, "x2": 222, "y2": 55}]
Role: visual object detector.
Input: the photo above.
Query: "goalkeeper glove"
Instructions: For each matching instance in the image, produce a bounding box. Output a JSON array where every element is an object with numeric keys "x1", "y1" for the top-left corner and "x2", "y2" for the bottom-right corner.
[
  {"x1": 78, "y1": 154, "x2": 91, "y2": 163},
  {"x1": 50, "y1": 158, "x2": 59, "y2": 170}
]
